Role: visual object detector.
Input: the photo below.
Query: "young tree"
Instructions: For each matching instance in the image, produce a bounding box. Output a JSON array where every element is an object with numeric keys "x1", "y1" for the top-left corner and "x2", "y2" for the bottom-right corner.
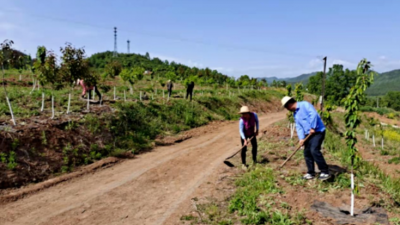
[
  {"x1": 104, "y1": 60, "x2": 122, "y2": 79},
  {"x1": 286, "y1": 84, "x2": 292, "y2": 96},
  {"x1": 165, "y1": 71, "x2": 177, "y2": 82},
  {"x1": 294, "y1": 83, "x2": 304, "y2": 101},
  {"x1": 59, "y1": 43, "x2": 91, "y2": 113},
  {"x1": 343, "y1": 59, "x2": 375, "y2": 216}
]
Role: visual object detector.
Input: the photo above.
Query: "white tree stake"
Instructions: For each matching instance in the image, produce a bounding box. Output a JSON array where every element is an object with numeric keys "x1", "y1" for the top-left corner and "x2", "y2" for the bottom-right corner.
[
  {"x1": 67, "y1": 93, "x2": 71, "y2": 114},
  {"x1": 51, "y1": 96, "x2": 55, "y2": 119},
  {"x1": 350, "y1": 172, "x2": 355, "y2": 216},
  {"x1": 30, "y1": 79, "x2": 36, "y2": 94},
  {"x1": 124, "y1": 90, "x2": 126, "y2": 102},
  {"x1": 381, "y1": 138, "x2": 384, "y2": 149},
  {"x1": 140, "y1": 91, "x2": 142, "y2": 101},
  {"x1": 372, "y1": 135, "x2": 375, "y2": 147},
  {"x1": 130, "y1": 85, "x2": 133, "y2": 94},
  {"x1": 41, "y1": 92, "x2": 45, "y2": 112},
  {"x1": 87, "y1": 93, "x2": 90, "y2": 111},
  {"x1": 6, "y1": 96, "x2": 16, "y2": 125}
]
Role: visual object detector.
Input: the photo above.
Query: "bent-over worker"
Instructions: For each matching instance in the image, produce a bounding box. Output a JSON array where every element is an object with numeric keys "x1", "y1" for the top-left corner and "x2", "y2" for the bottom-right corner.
[
  {"x1": 239, "y1": 106, "x2": 259, "y2": 170},
  {"x1": 282, "y1": 96, "x2": 330, "y2": 180},
  {"x1": 77, "y1": 78, "x2": 102, "y2": 101}
]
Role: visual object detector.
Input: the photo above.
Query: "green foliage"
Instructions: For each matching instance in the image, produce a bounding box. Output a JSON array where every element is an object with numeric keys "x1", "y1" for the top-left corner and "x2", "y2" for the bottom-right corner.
[
  {"x1": 59, "y1": 43, "x2": 91, "y2": 88},
  {"x1": 286, "y1": 85, "x2": 292, "y2": 96},
  {"x1": 165, "y1": 71, "x2": 177, "y2": 82},
  {"x1": 84, "y1": 114, "x2": 101, "y2": 134},
  {"x1": 35, "y1": 49, "x2": 60, "y2": 88},
  {"x1": 294, "y1": 83, "x2": 303, "y2": 101},
  {"x1": 88, "y1": 51, "x2": 231, "y2": 86},
  {"x1": 308, "y1": 65, "x2": 358, "y2": 105},
  {"x1": 344, "y1": 59, "x2": 375, "y2": 169},
  {"x1": 229, "y1": 167, "x2": 283, "y2": 224},
  {"x1": 104, "y1": 60, "x2": 122, "y2": 78}
]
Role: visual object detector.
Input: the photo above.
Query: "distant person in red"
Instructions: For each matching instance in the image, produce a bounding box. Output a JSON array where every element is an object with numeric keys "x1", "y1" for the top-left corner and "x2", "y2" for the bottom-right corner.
[{"x1": 77, "y1": 78, "x2": 102, "y2": 101}]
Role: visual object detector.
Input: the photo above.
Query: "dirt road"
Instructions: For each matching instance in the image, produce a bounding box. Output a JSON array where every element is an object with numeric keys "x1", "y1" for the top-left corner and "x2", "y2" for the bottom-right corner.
[{"x1": 0, "y1": 112, "x2": 285, "y2": 225}]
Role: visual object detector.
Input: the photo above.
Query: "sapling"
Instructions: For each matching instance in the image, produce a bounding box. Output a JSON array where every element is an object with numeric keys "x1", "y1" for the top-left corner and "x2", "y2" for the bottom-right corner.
[
  {"x1": 59, "y1": 43, "x2": 91, "y2": 114},
  {"x1": 343, "y1": 59, "x2": 375, "y2": 216}
]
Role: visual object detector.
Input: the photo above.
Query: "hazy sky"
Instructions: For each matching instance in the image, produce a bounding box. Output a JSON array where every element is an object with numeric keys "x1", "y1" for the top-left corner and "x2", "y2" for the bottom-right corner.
[{"x1": 1, "y1": 0, "x2": 399, "y2": 78}]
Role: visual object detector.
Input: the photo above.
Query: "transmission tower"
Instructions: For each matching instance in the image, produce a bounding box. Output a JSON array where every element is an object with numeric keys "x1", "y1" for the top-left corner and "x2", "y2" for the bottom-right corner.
[
  {"x1": 127, "y1": 40, "x2": 130, "y2": 53},
  {"x1": 113, "y1": 27, "x2": 118, "y2": 57}
]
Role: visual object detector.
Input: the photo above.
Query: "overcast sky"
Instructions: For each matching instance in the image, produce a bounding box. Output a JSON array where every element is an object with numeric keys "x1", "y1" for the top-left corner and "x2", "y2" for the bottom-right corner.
[{"x1": 1, "y1": 0, "x2": 399, "y2": 78}]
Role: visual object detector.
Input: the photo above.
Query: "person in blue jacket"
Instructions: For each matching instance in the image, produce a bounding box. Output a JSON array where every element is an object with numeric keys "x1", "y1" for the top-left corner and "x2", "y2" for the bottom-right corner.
[{"x1": 282, "y1": 96, "x2": 331, "y2": 180}]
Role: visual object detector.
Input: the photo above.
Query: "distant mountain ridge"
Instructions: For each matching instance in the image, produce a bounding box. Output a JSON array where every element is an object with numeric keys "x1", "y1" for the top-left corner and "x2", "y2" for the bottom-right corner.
[
  {"x1": 366, "y1": 69, "x2": 400, "y2": 96},
  {"x1": 257, "y1": 72, "x2": 317, "y2": 85},
  {"x1": 258, "y1": 69, "x2": 400, "y2": 96}
]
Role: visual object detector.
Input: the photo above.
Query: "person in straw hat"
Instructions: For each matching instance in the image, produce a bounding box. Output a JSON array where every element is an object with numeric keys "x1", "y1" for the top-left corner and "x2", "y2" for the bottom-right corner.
[
  {"x1": 281, "y1": 96, "x2": 330, "y2": 180},
  {"x1": 239, "y1": 106, "x2": 259, "y2": 170}
]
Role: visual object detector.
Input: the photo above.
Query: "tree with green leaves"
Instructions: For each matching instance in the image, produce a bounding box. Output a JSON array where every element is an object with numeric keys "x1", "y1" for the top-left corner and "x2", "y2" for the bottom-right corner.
[
  {"x1": 104, "y1": 60, "x2": 122, "y2": 79},
  {"x1": 294, "y1": 83, "x2": 304, "y2": 101},
  {"x1": 343, "y1": 59, "x2": 375, "y2": 216},
  {"x1": 59, "y1": 43, "x2": 91, "y2": 113},
  {"x1": 286, "y1": 84, "x2": 292, "y2": 96},
  {"x1": 165, "y1": 71, "x2": 177, "y2": 82}
]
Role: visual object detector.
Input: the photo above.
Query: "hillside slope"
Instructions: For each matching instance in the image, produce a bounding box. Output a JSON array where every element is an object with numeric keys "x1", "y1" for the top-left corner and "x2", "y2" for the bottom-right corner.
[
  {"x1": 258, "y1": 72, "x2": 317, "y2": 85},
  {"x1": 366, "y1": 69, "x2": 400, "y2": 96}
]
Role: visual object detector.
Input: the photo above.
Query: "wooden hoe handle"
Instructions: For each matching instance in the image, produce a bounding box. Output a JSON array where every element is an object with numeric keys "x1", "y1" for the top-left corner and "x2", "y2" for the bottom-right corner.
[{"x1": 279, "y1": 134, "x2": 312, "y2": 169}]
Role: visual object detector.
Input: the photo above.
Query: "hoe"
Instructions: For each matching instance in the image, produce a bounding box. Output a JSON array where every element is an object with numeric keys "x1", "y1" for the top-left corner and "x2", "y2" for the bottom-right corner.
[{"x1": 223, "y1": 136, "x2": 254, "y2": 167}]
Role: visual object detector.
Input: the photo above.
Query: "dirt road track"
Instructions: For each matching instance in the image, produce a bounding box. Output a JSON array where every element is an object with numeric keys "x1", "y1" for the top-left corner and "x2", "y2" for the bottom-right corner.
[{"x1": 0, "y1": 112, "x2": 285, "y2": 225}]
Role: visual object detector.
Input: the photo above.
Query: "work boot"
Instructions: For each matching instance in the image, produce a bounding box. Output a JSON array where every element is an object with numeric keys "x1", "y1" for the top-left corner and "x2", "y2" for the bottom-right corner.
[{"x1": 241, "y1": 164, "x2": 248, "y2": 171}]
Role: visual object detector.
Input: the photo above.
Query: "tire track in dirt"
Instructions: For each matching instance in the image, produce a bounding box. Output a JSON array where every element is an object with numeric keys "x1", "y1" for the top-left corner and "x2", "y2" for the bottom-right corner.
[{"x1": 0, "y1": 112, "x2": 284, "y2": 225}]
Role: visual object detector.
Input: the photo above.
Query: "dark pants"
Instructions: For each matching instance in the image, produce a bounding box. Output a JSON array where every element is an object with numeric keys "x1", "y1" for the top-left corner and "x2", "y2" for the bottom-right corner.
[
  {"x1": 304, "y1": 131, "x2": 329, "y2": 174},
  {"x1": 88, "y1": 86, "x2": 102, "y2": 101},
  {"x1": 168, "y1": 89, "x2": 172, "y2": 98},
  {"x1": 240, "y1": 137, "x2": 257, "y2": 165},
  {"x1": 186, "y1": 89, "x2": 193, "y2": 101}
]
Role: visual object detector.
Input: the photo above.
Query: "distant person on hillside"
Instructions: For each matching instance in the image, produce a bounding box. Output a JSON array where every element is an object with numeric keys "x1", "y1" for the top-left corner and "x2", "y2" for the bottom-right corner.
[
  {"x1": 167, "y1": 80, "x2": 173, "y2": 98},
  {"x1": 77, "y1": 78, "x2": 102, "y2": 101},
  {"x1": 186, "y1": 81, "x2": 195, "y2": 101},
  {"x1": 239, "y1": 106, "x2": 259, "y2": 171},
  {"x1": 281, "y1": 96, "x2": 330, "y2": 181}
]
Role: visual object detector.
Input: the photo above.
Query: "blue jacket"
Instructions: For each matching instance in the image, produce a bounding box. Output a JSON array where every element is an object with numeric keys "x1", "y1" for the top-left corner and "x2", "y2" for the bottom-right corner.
[{"x1": 294, "y1": 101, "x2": 325, "y2": 140}]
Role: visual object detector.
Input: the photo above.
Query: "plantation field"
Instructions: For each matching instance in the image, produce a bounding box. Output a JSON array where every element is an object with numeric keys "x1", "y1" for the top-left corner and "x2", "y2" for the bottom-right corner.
[{"x1": 0, "y1": 69, "x2": 285, "y2": 190}]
